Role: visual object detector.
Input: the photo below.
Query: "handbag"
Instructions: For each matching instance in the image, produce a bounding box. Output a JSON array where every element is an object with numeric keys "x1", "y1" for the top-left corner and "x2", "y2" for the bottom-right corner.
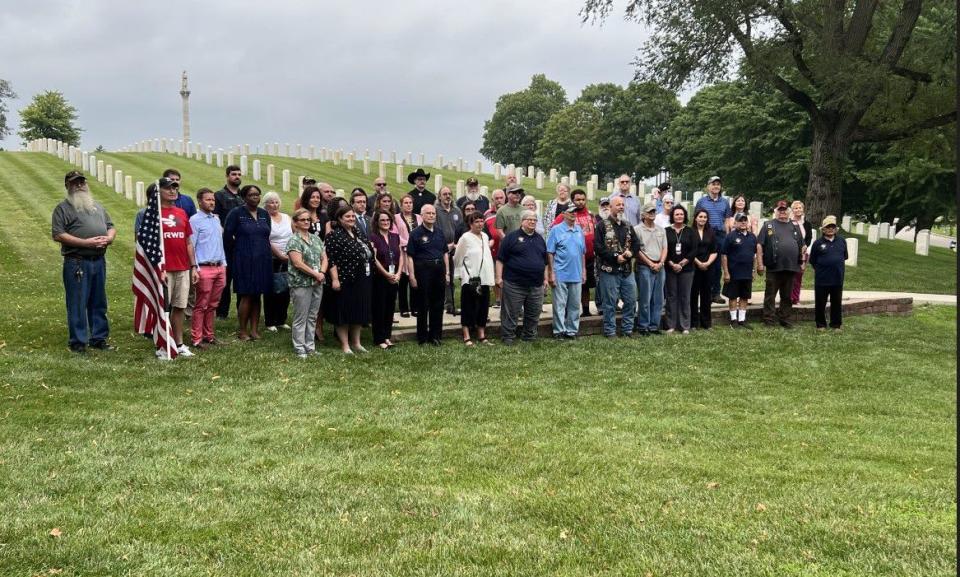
[{"x1": 462, "y1": 241, "x2": 484, "y2": 295}]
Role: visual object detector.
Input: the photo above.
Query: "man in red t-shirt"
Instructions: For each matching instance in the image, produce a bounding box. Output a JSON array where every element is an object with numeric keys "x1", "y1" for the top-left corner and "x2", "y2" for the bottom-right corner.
[
  {"x1": 553, "y1": 189, "x2": 596, "y2": 315},
  {"x1": 158, "y1": 177, "x2": 199, "y2": 357}
]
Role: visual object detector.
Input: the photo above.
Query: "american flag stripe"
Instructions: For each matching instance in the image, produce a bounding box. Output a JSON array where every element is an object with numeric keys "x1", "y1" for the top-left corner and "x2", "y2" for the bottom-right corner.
[{"x1": 132, "y1": 182, "x2": 177, "y2": 358}]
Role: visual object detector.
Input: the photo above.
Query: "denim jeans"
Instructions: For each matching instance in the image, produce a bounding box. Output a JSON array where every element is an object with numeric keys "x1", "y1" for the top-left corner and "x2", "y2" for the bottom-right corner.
[
  {"x1": 597, "y1": 270, "x2": 636, "y2": 336},
  {"x1": 551, "y1": 281, "x2": 582, "y2": 336},
  {"x1": 635, "y1": 266, "x2": 665, "y2": 332},
  {"x1": 62, "y1": 256, "x2": 109, "y2": 348},
  {"x1": 710, "y1": 230, "x2": 726, "y2": 297}
]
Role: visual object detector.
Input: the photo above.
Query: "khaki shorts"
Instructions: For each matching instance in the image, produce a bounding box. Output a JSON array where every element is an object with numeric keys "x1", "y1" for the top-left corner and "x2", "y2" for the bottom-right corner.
[{"x1": 167, "y1": 269, "x2": 191, "y2": 309}]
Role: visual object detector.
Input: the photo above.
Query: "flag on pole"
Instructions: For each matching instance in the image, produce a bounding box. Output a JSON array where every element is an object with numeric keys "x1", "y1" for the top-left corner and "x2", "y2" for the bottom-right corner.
[{"x1": 133, "y1": 182, "x2": 177, "y2": 358}]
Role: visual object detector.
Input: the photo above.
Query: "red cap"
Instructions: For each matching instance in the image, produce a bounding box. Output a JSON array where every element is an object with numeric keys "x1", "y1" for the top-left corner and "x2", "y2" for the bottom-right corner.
[{"x1": 774, "y1": 200, "x2": 789, "y2": 210}]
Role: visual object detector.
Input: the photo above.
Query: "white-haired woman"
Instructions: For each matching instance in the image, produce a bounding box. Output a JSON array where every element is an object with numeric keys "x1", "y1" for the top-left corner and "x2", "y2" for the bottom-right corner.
[
  {"x1": 263, "y1": 191, "x2": 292, "y2": 331},
  {"x1": 790, "y1": 200, "x2": 813, "y2": 304},
  {"x1": 521, "y1": 195, "x2": 545, "y2": 236},
  {"x1": 543, "y1": 183, "x2": 571, "y2": 234}
]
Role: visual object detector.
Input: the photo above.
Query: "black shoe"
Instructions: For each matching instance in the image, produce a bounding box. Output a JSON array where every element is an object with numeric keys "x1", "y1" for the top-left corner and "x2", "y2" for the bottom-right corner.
[
  {"x1": 620, "y1": 332, "x2": 633, "y2": 338},
  {"x1": 711, "y1": 296, "x2": 725, "y2": 304},
  {"x1": 563, "y1": 334, "x2": 577, "y2": 340},
  {"x1": 70, "y1": 344, "x2": 87, "y2": 354},
  {"x1": 89, "y1": 341, "x2": 115, "y2": 351},
  {"x1": 552, "y1": 334, "x2": 564, "y2": 340},
  {"x1": 501, "y1": 339, "x2": 515, "y2": 346},
  {"x1": 648, "y1": 329, "x2": 661, "y2": 336},
  {"x1": 779, "y1": 321, "x2": 793, "y2": 329},
  {"x1": 431, "y1": 339, "x2": 442, "y2": 346},
  {"x1": 738, "y1": 321, "x2": 752, "y2": 330},
  {"x1": 400, "y1": 312, "x2": 410, "y2": 318},
  {"x1": 730, "y1": 321, "x2": 739, "y2": 329}
]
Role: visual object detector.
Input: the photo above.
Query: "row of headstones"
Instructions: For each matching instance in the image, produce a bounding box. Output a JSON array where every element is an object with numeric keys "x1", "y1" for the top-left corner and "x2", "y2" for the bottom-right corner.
[
  {"x1": 28, "y1": 138, "x2": 149, "y2": 207},
  {"x1": 838, "y1": 215, "x2": 932, "y2": 256}
]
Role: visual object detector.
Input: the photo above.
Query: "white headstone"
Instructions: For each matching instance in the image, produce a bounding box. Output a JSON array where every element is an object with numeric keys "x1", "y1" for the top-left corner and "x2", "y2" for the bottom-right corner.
[
  {"x1": 216, "y1": 149, "x2": 224, "y2": 168},
  {"x1": 888, "y1": 224, "x2": 896, "y2": 240},
  {"x1": 243, "y1": 144, "x2": 250, "y2": 156},
  {"x1": 479, "y1": 185, "x2": 488, "y2": 197},
  {"x1": 674, "y1": 190, "x2": 683, "y2": 202},
  {"x1": 204, "y1": 146, "x2": 212, "y2": 164},
  {"x1": 390, "y1": 151, "x2": 397, "y2": 164},
  {"x1": 406, "y1": 152, "x2": 413, "y2": 165},
  {"x1": 841, "y1": 215, "x2": 852, "y2": 231},
  {"x1": 536, "y1": 171, "x2": 544, "y2": 190},
  {"x1": 284, "y1": 143, "x2": 291, "y2": 158},
  {"x1": 105, "y1": 165, "x2": 114, "y2": 187},
  {"x1": 363, "y1": 158, "x2": 370, "y2": 175},
  {"x1": 418, "y1": 153, "x2": 425, "y2": 166},
  {"x1": 396, "y1": 164, "x2": 404, "y2": 184},
  {"x1": 379, "y1": 161, "x2": 386, "y2": 179},
  {"x1": 561, "y1": 176, "x2": 569, "y2": 186},
  {"x1": 569, "y1": 171, "x2": 577, "y2": 186},
  {"x1": 475, "y1": 160, "x2": 482, "y2": 175},
  {"x1": 879, "y1": 222, "x2": 889, "y2": 239},
  {"x1": 81, "y1": 152, "x2": 90, "y2": 171},
  {"x1": 435, "y1": 174, "x2": 443, "y2": 192},
  {"x1": 96, "y1": 160, "x2": 105, "y2": 182},
  {"x1": 507, "y1": 164, "x2": 516, "y2": 177},
  {"x1": 867, "y1": 224, "x2": 880, "y2": 244},
  {"x1": 240, "y1": 155, "x2": 248, "y2": 176},
  {"x1": 494, "y1": 163, "x2": 502, "y2": 180},
  {"x1": 436, "y1": 154, "x2": 444, "y2": 169},
  {"x1": 586, "y1": 180, "x2": 595, "y2": 201},
  {"x1": 252, "y1": 159, "x2": 261, "y2": 181},
  {"x1": 308, "y1": 145, "x2": 315, "y2": 160},
  {"x1": 693, "y1": 191, "x2": 703, "y2": 205},
  {"x1": 282, "y1": 169, "x2": 290, "y2": 192},
  {"x1": 267, "y1": 164, "x2": 275, "y2": 186},
  {"x1": 846, "y1": 237, "x2": 859, "y2": 267},
  {"x1": 527, "y1": 165, "x2": 535, "y2": 179},
  {"x1": 227, "y1": 153, "x2": 235, "y2": 167},
  {"x1": 297, "y1": 144, "x2": 302, "y2": 159},
  {"x1": 629, "y1": 184, "x2": 637, "y2": 196},
  {"x1": 114, "y1": 170, "x2": 123, "y2": 194},
  {"x1": 915, "y1": 230, "x2": 930, "y2": 256},
  {"x1": 549, "y1": 168, "x2": 557, "y2": 183},
  {"x1": 456, "y1": 179, "x2": 465, "y2": 198},
  {"x1": 135, "y1": 181, "x2": 145, "y2": 206},
  {"x1": 855, "y1": 222, "x2": 865, "y2": 235},
  {"x1": 124, "y1": 176, "x2": 133, "y2": 200},
  {"x1": 606, "y1": 182, "x2": 614, "y2": 193}
]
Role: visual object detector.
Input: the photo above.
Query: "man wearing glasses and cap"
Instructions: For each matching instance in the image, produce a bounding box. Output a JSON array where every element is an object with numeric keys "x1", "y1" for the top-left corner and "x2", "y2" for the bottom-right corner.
[
  {"x1": 53, "y1": 171, "x2": 116, "y2": 353},
  {"x1": 456, "y1": 176, "x2": 489, "y2": 215},
  {"x1": 757, "y1": 200, "x2": 805, "y2": 328}
]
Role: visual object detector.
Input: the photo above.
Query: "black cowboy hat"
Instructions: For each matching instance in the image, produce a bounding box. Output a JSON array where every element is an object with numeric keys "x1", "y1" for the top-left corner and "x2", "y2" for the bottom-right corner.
[{"x1": 407, "y1": 168, "x2": 431, "y2": 185}]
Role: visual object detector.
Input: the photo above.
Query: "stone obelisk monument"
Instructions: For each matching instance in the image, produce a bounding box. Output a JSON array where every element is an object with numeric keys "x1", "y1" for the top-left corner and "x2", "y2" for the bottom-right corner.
[{"x1": 180, "y1": 71, "x2": 191, "y2": 155}]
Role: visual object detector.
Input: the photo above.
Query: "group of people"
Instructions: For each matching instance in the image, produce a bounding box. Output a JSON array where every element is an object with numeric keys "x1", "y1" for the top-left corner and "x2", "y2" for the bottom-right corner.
[{"x1": 52, "y1": 167, "x2": 849, "y2": 357}]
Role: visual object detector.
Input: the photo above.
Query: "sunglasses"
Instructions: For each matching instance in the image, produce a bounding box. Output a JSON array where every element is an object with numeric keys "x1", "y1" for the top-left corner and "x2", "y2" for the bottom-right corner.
[
  {"x1": 295, "y1": 217, "x2": 311, "y2": 222},
  {"x1": 375, "y1": 183, "x2": 386, "y2": 187}
]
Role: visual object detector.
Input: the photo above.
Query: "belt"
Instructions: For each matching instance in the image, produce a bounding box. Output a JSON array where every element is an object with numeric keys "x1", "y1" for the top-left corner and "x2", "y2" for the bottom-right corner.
[
  {"x1": 414, "y1": 258, "x2": 444, "y2": 265},
  {"x1": 198, "y1": 261, "x2": 223, "y2": 267},
  {"x1": 65, "y1": 254, "x2": 103, "y2": 261}
]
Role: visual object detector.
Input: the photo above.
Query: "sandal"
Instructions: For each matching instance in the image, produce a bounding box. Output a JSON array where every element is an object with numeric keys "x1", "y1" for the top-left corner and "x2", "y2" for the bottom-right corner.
[
  {"x1": 463, "y1": 339, "x2": 475, "y2": 346},
  {"x1": 478, "y1": 338, "x2": 493, "y2": 346}
]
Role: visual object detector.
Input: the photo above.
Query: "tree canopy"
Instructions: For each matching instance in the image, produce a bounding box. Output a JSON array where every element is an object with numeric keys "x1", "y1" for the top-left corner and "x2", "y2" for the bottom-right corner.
[
  {"x1": 18, "y1": 90, "x2": 82, "y2": 147},
  {"x1": 480, "y1": 74, "x2": 567, "y2": 168},
  {"x1": 0, "y1": 79, "x2": 16, "y2": 141},
  {"x1": 582, "y1": 0, "x2": 957, "y2": 224}
]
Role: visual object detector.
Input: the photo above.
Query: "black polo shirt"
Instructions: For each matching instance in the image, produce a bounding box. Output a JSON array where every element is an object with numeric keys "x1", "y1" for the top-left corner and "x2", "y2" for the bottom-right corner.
[{"x1": 406, "y1": 224, "x2": 447, "y2": 262}]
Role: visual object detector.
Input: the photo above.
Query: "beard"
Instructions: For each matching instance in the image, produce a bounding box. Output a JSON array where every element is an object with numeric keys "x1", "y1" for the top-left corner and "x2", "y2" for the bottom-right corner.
[
  {"x1": 67, "y1": 187, "x2": 97, "y2": 213},
  {"x1": 598, "y1": 208, "x2": 611, "y2": 220},
  {"x1": 466, "y1": 190, "x2": 480, "y2": 200}
]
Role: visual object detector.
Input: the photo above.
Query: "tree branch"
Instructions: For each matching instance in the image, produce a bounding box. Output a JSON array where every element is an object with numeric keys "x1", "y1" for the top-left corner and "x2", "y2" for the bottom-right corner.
[
  {"x1": 768, "y1": 0, "x2": 817, "y2": 86},
  {"x1": 878, "y1": 0, "x2": 922, "y2": 68},
  {"x1": 843, "y1": 0, "x2": 880, "y2": 55},
  {"x1": 852, "y1": 111, "x2": 957, "y2": 142},
  {"x1": 891, "y1": 66, "x2": 934, "y2": 83}
]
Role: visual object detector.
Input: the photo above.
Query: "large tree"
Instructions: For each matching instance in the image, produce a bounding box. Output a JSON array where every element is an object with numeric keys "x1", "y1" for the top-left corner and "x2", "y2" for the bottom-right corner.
[
  {"x1": 18, "y1": 90, "x2": 82, "y2": 146},
  {"x1": 582, "y1": 0, "x2": 957, "y2": 223},
  {"x1": 599, "y1": 81, "x2": 681, "y2": 179},
  {"x1": 535, "y1": 101, "x2": 606, "y2": 177},
  {"x1": 0, "y1": 79, "x2": 16, "y2": 140},
  {"x1": 480, "y1": 74, "x2": 567, "y2": 167}
]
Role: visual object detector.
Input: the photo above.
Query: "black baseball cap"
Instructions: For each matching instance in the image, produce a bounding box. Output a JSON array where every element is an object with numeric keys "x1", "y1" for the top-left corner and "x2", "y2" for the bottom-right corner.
[
  {"x1": 64, "y1": 170, "x2": 85, "y2": 184},
  {"x1": 158, "y1": 177, "x2": 179, "y2": 189}
]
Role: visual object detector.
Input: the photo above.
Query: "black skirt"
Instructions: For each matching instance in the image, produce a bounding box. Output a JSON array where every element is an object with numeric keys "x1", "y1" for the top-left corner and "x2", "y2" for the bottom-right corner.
[
  {"x1": 460, "y1": 284, "x2": 490, "y2": 328},
  {"x1": 324, "y1": 276, "x2": 372, "y2": 326}
]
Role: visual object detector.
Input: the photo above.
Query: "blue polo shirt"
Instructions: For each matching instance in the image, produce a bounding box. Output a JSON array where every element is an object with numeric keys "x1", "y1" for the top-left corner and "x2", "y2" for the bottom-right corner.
[
  {"x1": 546, "y1": 222, "x2": 585, "y2": 283},
  {"x1": 808, "y1": 235, "x2": 847, "y2": 287},
  {"x1": 174, "y1": 193, "x2": 197, "y2": 218},
  {"x1": 189, "y1": 210, "x2": 226, "y2": 265},
  {"x1": 405, "y1": 224, "x2": 447, "y2": 262},
  {"x1": 722, "y1": 231, "x2": 757, "y2": 280},
  {"x1": 498, "y1": 228, "x2": 548, "y2": 287},
  {"x1": 695, "y1": 194, "x2": 731, "y2": 232}
]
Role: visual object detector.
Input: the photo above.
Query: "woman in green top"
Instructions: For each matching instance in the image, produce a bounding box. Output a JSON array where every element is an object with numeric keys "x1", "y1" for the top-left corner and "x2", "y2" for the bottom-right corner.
[{"x1": 286, "y1": 208, "x2": 328, "y2": 358}]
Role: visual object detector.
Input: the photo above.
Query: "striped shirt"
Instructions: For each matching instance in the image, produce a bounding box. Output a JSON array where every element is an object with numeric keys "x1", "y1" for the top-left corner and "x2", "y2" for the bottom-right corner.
[{"x1": 695, "y1": 194, "x2": 732, "y2": 232}]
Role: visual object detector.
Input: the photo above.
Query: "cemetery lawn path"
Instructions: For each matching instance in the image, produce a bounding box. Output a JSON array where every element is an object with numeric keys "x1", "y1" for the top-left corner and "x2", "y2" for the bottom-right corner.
[{"x1": 0, "y1": 151, "x2": 956, "y2": 576}]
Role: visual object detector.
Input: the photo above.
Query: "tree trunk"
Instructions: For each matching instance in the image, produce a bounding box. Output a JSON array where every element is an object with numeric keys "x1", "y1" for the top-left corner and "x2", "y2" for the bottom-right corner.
[{"x1": 805, "y1": 122, "x2": 850, "y2": 225}]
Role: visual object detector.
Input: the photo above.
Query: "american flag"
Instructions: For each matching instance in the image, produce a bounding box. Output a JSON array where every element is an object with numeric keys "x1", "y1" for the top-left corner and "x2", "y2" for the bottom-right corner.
[{"x1": 133, "y1": 182, "x2": 177, "y2": 358}]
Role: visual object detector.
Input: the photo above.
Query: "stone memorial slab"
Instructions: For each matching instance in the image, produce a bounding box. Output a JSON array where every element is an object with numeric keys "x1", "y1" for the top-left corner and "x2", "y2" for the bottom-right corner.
[
  {"x1": 252, "y1": 160, "x2": 261, "y2": 181},
  {"x1": 347, "y1": 153, "x2": 354, "y2": 170},
  {"x1": 308, "y1": 145, "x2": 315, "y2": 160},
  {"x1": 855, "y1": 222, "x2": 864, "y2": 235},
  {"x1": 561, "y1": 176, "x2": 569, "y2": 186},
  {"x1": 124, "y1": 176, "x2": 133, "y2": 200},
  {"x1": 267, "y1": 164, "x2": 275, "y2": 186},
  {"x1": 549, "y1": 168, "x2": 557, "y2": 183},
  {"x1": 846, "y1": 237, "x2": 859, "y2": 267},
  {"x1": 842, "y1": 215, "x2": 852, "y2": 230},
  {"x1": 586, "y1": 181, "x2": 595, "y2": 200},
  {"x1": 282, "y1": 170, "x2": 291, "y2": 192},
  {"x1": 867, "y1": 224, "x2": 879, "y2": 244},
  {"x1": 569, "y1": 171, "x2": 577, "y2": 187},
  {"x1": 114, "y1": 170, "x2": 123, "y2": 194},
  {"x1": 105, "y1": 165, "x2": 114, "y2": 187},
  {"x1": 494, "y1": 163, "x2": 502, "y2": 180},
  {"x1": 216, "y1": 149, "x2": 224, "y2": 168},
  {"x1": 475, "y1": 160, "x2": 482, "y2": 175},
  {"x1": 418, "y1": 153, "x2": 425, "y2": 166},
  {"x1": 435, "y1": 174, "x2": 443, "y2": 191},
  {"x1": 536, "y1": 171, "x2": 544, "y2": 189},
  {"x1": 96, "y1": 160, "x2": 104, "y2": 182},
  {"x1": 396, "y1": 165, "x2": 404, "y2": 184},
  {"x1": 363, "y1": 159, "x2": 370, "y2": 175},
  {"x1": 379, "y1": 161, "x2": 386, "y2": 179},
  {"x1": 205, "y1": 146, "x2": 212, "y2": 164},
  {"x1": 135, "y1": 182, "x2": 145, "y2": 206},
  {"x1": 240, "y1": 155, "x2": 248, "y2": 176},
  {"x1": 888, "y1": 225, "x2": 896, "y2": 240},
  {"x1": 606, "y1": 182, "x2": 614, "y2": 193},
  {"x1": 878, "y1": 222, "x2": 889, "y2": 239},
  {"x1": 456, "y1": 179, "x2": 465, "y2": 198},
  {"x1": 915, "y1": 230, "x2": 930, "y2": 256}
]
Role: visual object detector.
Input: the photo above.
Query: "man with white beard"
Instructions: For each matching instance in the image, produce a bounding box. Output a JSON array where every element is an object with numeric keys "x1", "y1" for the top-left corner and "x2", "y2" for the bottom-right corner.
[
  {"x1": 52, "y1": 171, "x2": 117, "y2": 353},
  {"x1": 456, "y1": 177, "x2": 489, "y2": 214}
]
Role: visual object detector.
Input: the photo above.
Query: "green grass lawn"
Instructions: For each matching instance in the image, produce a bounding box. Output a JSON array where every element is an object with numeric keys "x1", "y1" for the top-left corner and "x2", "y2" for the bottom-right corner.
[{"x1": 0, "y1": 151, "x2": 956, "y2": 576}]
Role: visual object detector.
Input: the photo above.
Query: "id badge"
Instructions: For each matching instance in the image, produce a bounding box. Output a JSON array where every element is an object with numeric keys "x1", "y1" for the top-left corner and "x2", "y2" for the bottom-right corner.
[
  {"x1": 675, "y1": 242, "x2": 682, "y2": 255},
  {"x1": 388, "y1": 264, "x2": 395, "y2": 275},
  {"x1": 365, "y1": 262, "x2": 371, "y2": 276}
]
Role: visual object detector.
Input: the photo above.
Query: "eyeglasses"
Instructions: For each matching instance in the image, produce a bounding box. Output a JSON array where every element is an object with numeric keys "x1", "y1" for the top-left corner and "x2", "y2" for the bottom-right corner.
[
  {"x1": 375, "y1": 183, "x2": 386, "y2": 187},
  {"x1": 618, "y1": 180, "x2": 630, "y2": 184},
  {"x1": 295, "y1": 217, "x2": 311, "y2": 222}
]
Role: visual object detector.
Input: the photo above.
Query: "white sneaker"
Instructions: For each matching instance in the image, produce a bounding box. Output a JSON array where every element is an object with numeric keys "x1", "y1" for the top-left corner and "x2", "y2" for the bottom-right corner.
[
  {"x1": 266, "y1": 326, "x2": 278, "y2": 332},
  {"x1": 156, "y1": 349, "x2": 173, "y2": 361},
  {"x1": 176, "y1": 344, "x2": 195, "y2": 357},
  {"x1": 297, "y1": 353, "x2": 309, "y2": 359},
  {"x1": 281, "y1": 324, "x2": 291, "y2": 330}
]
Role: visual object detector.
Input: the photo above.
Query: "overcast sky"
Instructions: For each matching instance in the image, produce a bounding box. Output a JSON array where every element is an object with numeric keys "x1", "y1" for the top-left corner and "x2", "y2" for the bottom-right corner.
[{"x1": 1, "y1": 0, "x2": 656, "y2": 164}]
